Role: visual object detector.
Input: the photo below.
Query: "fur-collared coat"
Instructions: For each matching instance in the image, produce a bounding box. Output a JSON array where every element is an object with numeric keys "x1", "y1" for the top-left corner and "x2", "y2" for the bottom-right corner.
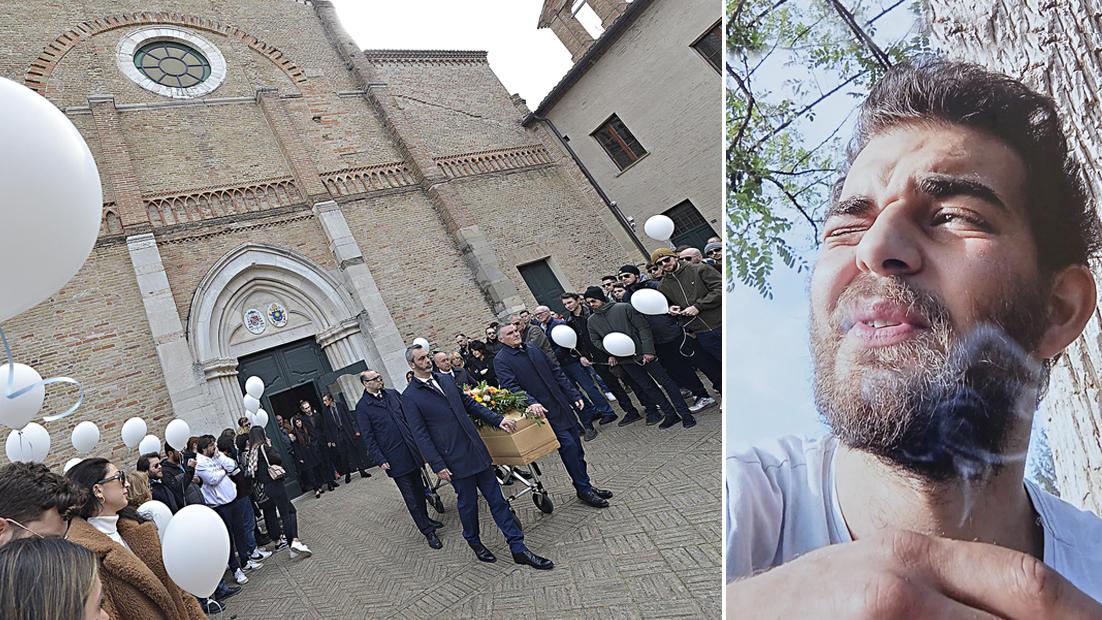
[{"x1": 66, "y1": 517, "x2": 205, "y2": 620}]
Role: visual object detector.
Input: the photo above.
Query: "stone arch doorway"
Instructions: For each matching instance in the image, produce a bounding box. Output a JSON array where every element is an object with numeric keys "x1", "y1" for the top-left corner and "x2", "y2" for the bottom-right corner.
[{"x1": 188, "y1": 243, "x2": 371, "y2": 423}]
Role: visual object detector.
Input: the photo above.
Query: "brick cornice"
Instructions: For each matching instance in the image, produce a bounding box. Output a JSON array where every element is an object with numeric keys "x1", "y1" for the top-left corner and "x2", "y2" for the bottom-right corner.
[
  {"x1": 361, "y1": 50, "x2": 488, "y2": 64},
  {"x1": 25, "y1": 12, "x2": 309, "y2": 96}
]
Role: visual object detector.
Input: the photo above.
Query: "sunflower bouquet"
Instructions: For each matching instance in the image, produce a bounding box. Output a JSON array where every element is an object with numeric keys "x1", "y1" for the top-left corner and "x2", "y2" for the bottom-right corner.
[{"x1": 464, "y1": 381, "x2": 545, "y2": 428}]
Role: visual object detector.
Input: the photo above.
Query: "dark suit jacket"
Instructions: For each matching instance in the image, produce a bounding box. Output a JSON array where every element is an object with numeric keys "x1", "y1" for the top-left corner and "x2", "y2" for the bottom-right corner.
[
  {"x1": 354, "y1": 388, "x2": 423, "y2": 478},
  {"x1": 494, "y1": 343, "x2": 582, "y2": 430},
  {"x1": 440, "y1": 366, "x2": 475, "y2": 389},
  {"x1": 320, "y1": 400, "x2": 359, "y2": 445},
  {"x1": 400, "y1": 373, "x2": 503, "y2": 479}
]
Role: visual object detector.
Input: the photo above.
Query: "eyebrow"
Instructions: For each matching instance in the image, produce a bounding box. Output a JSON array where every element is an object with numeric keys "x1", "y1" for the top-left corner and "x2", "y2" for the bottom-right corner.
[{"x1": 826, "y1": 174, "x2": 1008, "y2": 222}]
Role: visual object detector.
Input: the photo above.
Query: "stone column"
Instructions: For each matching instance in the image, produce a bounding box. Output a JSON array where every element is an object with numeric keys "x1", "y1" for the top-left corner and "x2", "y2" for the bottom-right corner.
[
  {"x1": 88, "y1": 95, "x2": 148, "y2": 231},
  {"x1": 311, "y1": 200, "x2": 411, "y2": 388},
  {"x1": 201, "y1": 359, "x2": 242, "y2": 425},
  {"x1": 127, "y1": 234, "x2": 224, "y2": 434},
  {"x1": 313, "y1": 1, "x2": 526, "y2": 317},
  {"x1": 256, "y1": 87, "x2": 330, "y2": 203}
]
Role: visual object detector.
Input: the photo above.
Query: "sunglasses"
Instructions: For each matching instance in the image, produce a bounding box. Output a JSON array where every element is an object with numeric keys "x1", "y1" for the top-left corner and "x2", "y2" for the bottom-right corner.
[
  {"x1": 617, "y1": 273, "x2": 634, "y2": 280},
  {"x1": 656, "y1": 257, "x2": 676, "y2": 265},
  {"x1": 96, "y1": 471, "x2": 126, "y2": 486},
  {"x1": 678, "y1": 257, "x2": 692, "y2": 262}
]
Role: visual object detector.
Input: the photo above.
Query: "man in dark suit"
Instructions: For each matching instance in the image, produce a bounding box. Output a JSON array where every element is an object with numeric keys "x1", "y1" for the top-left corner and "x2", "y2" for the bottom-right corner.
[
  {"x1": 400, "y1": 344, "x2": 553, "y2": 570},
  {"x1": 354, "y1": 370, "x2": 443, "y2": 549},
  {"x1": 433, "y1": 351, "x2": 475, "y2": 388},
  {"x1": 321, "y1": 392, "x2": 371, "y2": 484},
  {"x1": 493, "y1": 323, "x2": 614, "y2": 508}
]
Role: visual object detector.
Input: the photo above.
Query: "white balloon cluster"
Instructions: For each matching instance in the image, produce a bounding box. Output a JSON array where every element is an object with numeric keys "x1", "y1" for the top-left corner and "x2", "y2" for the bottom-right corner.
[
  {"x1": 5, "y1": 422, "x2": 50, "y2": 463},
  {"x1": 242, "y1": 376, "x2": 267, "y2": 427}
]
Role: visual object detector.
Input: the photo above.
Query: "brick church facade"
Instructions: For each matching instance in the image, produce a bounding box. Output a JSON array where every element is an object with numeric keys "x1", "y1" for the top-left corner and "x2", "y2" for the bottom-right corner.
[{"x1": 0, "y1": 1, "x2": 639, "y2": 467}]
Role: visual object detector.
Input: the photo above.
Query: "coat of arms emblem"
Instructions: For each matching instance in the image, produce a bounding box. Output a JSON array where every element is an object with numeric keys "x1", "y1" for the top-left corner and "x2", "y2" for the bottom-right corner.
[
  {"x1": 267, "y1": 302, "x2": 288, "y2": 328},
  {"x1": 243, "y1": 308, "x2": 266, "y2": 335}
]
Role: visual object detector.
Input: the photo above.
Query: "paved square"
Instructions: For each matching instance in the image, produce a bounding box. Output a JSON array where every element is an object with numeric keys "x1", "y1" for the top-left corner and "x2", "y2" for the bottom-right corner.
[{"x1": 228, "y1": 410, "x2": 721, "y2": 619}]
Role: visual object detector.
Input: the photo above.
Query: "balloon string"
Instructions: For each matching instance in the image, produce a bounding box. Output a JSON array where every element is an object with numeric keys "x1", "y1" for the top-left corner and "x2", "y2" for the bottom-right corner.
[{"x1": 0, "y1": 327, "x2": 84, "y2": 423}]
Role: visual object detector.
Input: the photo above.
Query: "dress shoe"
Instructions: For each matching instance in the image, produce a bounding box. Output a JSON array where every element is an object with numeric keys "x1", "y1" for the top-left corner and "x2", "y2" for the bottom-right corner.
[
  {"x1": 681, "y1": 414, "x2": 697, "y2": 428},
  {"x1": 327, "y1": 481, "x2": 338, "y2": 491},
  {"x1": 598, "y1": 414, "x2": 618, "y2": 425},
  {"x1": 583, "y1": 426, "x2": 598, "y2": 442},
  {"x1": 658, "y1": 416, "x2": 680, "y2": 429},
  {"x1": 617, "y1": 412, "x2": 642, "y2": 426},
  {"x1": 359, "y1": 470, "x2": 371, "y2": 478},
  {"x1": 576, "y1": 490, "x2": 609, "y2": 508},
  {"x1": 645, "y1": 414, "x2": 662, "y2": 426},
  {"x1": 592, "y1": 488, "x2": 613, "y2": 500},
  {"x1": 426, "y1": 531, "x2": 443, "y2": 549},
  {"x1": 470, "y1": 543, "x2": 496, "y2": 563},
  {"x1": 427, "y1": 518, "x2": 444, "y2": 529},
  {"x1": 345, "y1": 473, "x2": 352, "y2": 484},
  {"x1": 512, "y1": 549, "x2": 554, "y2": 570}
]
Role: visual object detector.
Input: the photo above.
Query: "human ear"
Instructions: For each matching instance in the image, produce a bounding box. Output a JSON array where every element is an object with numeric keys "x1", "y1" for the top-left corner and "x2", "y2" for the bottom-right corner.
[{"x1": 1036, "y1": 264, "x2": 1097, "y2": 359}]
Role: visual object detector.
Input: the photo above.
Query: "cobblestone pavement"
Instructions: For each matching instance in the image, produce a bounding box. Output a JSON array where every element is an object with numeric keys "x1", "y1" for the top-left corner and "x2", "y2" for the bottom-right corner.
[{"x1": 225, "y1": 407, "x2": 721, "y2": 619}]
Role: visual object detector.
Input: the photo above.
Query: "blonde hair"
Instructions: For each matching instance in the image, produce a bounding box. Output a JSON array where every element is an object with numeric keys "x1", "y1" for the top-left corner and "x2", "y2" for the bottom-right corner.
[
  {"x1": 127, "y1": 470, "x2": 151, "y2": 507},
  {"x1": 0, "y1": 537, "x2": 100, "y2": 620},
  {"x1": 450, "y1": 351, "x2": 465, "y2": 369}
]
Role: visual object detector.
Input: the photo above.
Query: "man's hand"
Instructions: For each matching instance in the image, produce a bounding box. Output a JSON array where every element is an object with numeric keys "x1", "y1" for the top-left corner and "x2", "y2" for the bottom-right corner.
[
  {"x1": 354, "y1": 432, "x2": 361, "y2": 438},
  {"x1": 608, "y1": 356, "x2": 618, "y2": 366},
  {"x1": 328, "y1": 442, "x2": 336, "y2": 448},
  {"x1": 642, "y1": 353, "x2": 656, "y2": 364},
  {"x1": 526, "y1": 404, "x2": 548, "y2": 418},
  {"x1": 680, "y1": 305, "x2": 700, "y2": 317},
  {"x1": 726, "y1": 531, "x2": 1102, "y2": 619},
  {"x1": 579, "y1": 356, "x2": 592, "y2": 367},
  {"x1": 381, "y1": 462, "x2": 390, "y2": 471},
  {"x1": 436, "y1": 468, "x2": 452, "y2": 481},
  {"x1": 574, "y1": 399, "x2": 585, "y2": 410},
  {"x1": 499, "y1": 418, "x2": 518, "y2": 433},
  {"x1": 186, "y1": 458, "x2": 197, "y2": 468},
  {"x1": 669, "y1": 305, "x2": 682, "y2": 315}
]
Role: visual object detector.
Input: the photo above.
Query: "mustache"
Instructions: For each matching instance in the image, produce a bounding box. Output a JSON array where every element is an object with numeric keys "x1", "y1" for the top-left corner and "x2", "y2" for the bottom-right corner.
[{"x1": 831, "y1": 274, "x2": 952, "y2": 333}]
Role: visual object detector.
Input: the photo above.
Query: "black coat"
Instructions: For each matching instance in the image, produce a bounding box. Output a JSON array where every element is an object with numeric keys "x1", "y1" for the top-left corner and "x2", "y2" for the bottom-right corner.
[
  {"x1": 464, "y1": 354, "x2": 498, "y2": 386},
  {"x1": 494, "y1": 343, "x2": 582, "y2": 430},
  {"x1": 149, "y1": 478, "x2": 181, "y2": 514},
  {"x1": 355, "y1": 388, "x2": 423, "y2": 478},
  {"x1": 400, "y1": 373, "x2": 503, "y2": 479},
  {"x1": 320, "y1": 401, "x2": 359, "y2": 445},
  {"x1": 292, "y1": 427, "x2": 322, "y2": 470},
  {"x1": 439, "y1": 367, "x2": 475, "y2": 389}
]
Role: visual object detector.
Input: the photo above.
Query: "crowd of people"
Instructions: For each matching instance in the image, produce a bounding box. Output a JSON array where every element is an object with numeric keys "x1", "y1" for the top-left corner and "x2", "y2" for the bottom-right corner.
[{"x1": 0, "y1": 239, "x2": 723, "y2": 616}]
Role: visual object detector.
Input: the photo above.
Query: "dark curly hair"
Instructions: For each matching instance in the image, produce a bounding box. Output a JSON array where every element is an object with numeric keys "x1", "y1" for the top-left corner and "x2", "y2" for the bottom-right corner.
[
  {"x1": 837, "y1": 57, "x2": 1102, "y2": 273},
  {"x1": 0, "y1": 462, "x2": 82, "y2": 524}
]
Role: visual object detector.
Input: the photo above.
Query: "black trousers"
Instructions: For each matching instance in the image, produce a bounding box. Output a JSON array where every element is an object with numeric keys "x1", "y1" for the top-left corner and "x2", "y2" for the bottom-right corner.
[
  {"x1": 655, "y1": 338, "x2": 720, "y2": 397},
  {"x1": 621, "y1": 360, "x2": 691, "y2": 420},
  {"x1": 325, "y1": 436, "x2": 360, "y2": 477},
  {"x1": 212, "y1": 496, "x2": 251, "y2": 570},
  {"x1": 392, "y1": 469, "x2": 433, "y2": 535},
  {"x1": 263, "y1": 479, "x2": 298, "y2": 541}
]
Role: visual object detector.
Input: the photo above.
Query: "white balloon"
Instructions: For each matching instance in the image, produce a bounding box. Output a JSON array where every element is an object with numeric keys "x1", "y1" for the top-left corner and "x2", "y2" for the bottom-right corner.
[
  {"x1": 254, "y1": 410, "x2": 269, "y2": 428},
  {"x1": 550, "y1": 324, "x2": 577, "y2": 349},
  {"x1": 0, "y1": 363, "x2": 45, "y2": 430},
  {"x1": 630, "y1": 288, "x2": 670, "y2": 316},
  {"x1": 161, "y1": 504, "x2": 230, "y2": 597},
  {"x1": 63, "y1": 457, "x2": 83, "y2": 474},
  {"x1": 643, "y1": 215, "x2": 676, "y2": 241},
  {"x1": 243, "y1": 395, "x2": 260, "y2": 414},
  {"x1": 5, "y1": 422, "x2": 50, "y2": 463},
  {"x1": 137, "y1": 500, "x2": 173, "y2": 542},
  {"x1": 0, "y1": 77, "x2": 103, "y2": 323},
  {"x1": 244, "y1": 376, "x2": 265, "y2": 399},
  {"x1": 412, "y1": 337, "x2": 431, "y2": 350},
  {"x1": 71, "y1": 421, "x2": 99, "y2": 454},
  {"x1": 603, "y1": 332, "x2": 637, "y2": 358},
  {"x1": 164, "y1": 419, "x2": 191, "y2": 452},
  {"x1": 138, "y1": 434, "x2": 161, "y2": 455},
  {"x1": 121, "y1": 417, "x2": 146, "y2": 450}
]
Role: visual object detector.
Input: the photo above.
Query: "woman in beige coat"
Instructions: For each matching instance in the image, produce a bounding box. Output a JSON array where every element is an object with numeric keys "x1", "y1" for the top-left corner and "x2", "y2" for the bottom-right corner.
[{"x1": 65, "y1": 458, "x2": 205, "y2": 620}]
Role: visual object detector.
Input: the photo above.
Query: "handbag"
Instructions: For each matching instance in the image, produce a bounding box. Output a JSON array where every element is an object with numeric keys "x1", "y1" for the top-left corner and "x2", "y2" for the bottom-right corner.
[{"x1": 261, "y1": 445, "x2": 286, "y2": 480}]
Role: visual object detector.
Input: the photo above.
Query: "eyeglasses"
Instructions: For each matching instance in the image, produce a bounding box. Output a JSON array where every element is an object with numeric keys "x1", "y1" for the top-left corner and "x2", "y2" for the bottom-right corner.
[
  {"x1": 95, "y1": 471, "x2": 126, "y2": 486},
  {"x1": 363, "y1": 375, "x2": 382, "y2": 382},
  {"x1": 2, "y1": 516, "x2": 70, "y2": 539},
  {"x1": 678, "y1": 257, "x2": 692, "y2": 262}
]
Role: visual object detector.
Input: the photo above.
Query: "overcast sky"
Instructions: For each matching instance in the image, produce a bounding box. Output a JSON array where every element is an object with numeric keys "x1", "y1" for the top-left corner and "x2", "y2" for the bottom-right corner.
[{"x1": 329, "y1": 0, "x2": 574, "y2": 109}]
